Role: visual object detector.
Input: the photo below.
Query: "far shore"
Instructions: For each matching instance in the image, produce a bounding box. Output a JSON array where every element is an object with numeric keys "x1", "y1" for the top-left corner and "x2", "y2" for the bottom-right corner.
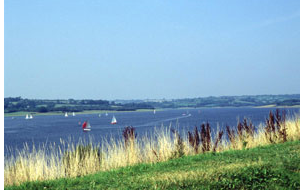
[
  {"x1": 4, "y1": 105, "x2": 300, "y2": 117},
  {"x1": 254, "y1": 104, "x2": 300, "y2": 108},
  {"x1": 4, "y1": 109, "x2": 157, "y2": 117}
]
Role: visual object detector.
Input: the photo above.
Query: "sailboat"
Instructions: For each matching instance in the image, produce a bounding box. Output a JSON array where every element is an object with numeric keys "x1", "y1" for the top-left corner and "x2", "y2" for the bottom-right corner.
[
  {"x1": 187, "y1": 110, "x2": 191, "y2": 116},
  {"x1": 72, "y1": 112, "x2": 75, "y2": 116},
  {"x1": 82, "y1": 121, "x2": 91, "y2": 132},
  {"x1": 105, "y1": 112, "x2": 108, "y2": 116},
  {"x1": 65, "y1": 112, "x2": 68, "y2": 117},
  {"x1": 182, "y1": 111, "x2": 191, "y2": 116},
  {"x1": 111, "y1": 115, "x2": 117, "y2": 124},
  {"x1": 29, "y1": 114, "x2": 33, "y2": 119},
  {"x1": 98, "y1": 114, "x2": 101, "y2": 117},
  {"x1": 153, "y1": 109, "x2": 156, "y2": 114},
  {"x1": 25, "y1": 114, "x2": 29, "y2": 119}
]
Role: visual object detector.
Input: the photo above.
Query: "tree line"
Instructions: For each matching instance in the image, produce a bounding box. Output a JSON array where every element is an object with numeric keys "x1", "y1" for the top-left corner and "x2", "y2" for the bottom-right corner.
[
  {"x1": 4, "y1": 97, "x2": 154, "y2": 113},
  {"x1": 4, "y1": 94, "x2": 300, "y2": 113}
]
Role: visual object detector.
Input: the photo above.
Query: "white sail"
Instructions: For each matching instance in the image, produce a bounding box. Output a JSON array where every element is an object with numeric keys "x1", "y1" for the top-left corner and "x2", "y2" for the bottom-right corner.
[
  {"x1": 65, "y1": 112, "x2": 68, "y2": 117},
  {"x1": 83, "y1": 121, "x2": 91, "y2": 131},
  {"x1": 72, "y1": 112, "x2": 75, "y2": 116},
  {"x1": 86, "y1": 121, "x2": 91, "y2": 129},
  {"x1": 153, "y1": 109, "x2": 156, "y2": 114},
  {"x1": 25, "y1": 114, "x2": 29, "y2": 119},
  {"x1": 105, "y1": 112, "x2": 108, "y2": 116},
  {"x1": 99, "y1": 114, "x2": 101, "y2": 117},
  {"x1": 111, "y1": 116, "x2": 117, "y2": 124},
  {"x1": 29, "y1": 114, "x2": 33, "y2": 119}
]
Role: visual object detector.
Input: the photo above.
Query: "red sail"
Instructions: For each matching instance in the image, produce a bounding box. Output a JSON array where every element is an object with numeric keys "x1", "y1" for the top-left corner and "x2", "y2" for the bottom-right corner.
[{"x1": 82, "y1": 121, "x2": 87, "y2": 129}]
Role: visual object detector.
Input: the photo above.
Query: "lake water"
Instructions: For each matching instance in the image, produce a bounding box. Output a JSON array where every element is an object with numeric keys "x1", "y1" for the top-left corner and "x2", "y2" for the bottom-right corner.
[{"x1": 4, "y1": 107, "x2": 299, "y2": 156}]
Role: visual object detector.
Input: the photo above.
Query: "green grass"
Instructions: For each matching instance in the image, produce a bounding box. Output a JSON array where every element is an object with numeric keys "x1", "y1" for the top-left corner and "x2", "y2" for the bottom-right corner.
[{"x1": 6, "y1": 141, "x2": 300, "y2": 190}]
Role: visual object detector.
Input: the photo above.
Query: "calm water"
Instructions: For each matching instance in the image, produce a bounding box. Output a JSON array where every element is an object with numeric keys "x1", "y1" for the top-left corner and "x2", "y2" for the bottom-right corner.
[{"x1": 4, "y1": 107, "x2": 299, "y2": 156}]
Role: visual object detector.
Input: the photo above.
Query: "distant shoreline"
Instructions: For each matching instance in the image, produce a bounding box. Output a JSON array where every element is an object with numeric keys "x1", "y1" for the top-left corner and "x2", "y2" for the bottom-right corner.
[
  {"x1": 254, "y1": 105, "x2": 300, "y2": 108},
  {"x1": 4, "y1": 109, "x2": 156, "y2": 117},
  {"x1": 4, "y1": 105, "x2": 300, "y2": 117}
]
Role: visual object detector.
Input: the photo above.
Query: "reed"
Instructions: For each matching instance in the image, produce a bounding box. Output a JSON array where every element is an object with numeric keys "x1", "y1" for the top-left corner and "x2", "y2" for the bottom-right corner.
[
  {"x1": 265, "y1": 109, "x2": 287, "y2": 143},
  {"x1": 200, "y1": 122, "x2": 211, "y2": 152},
  {"x1": 63, "y1": 144, "x2": 102, "y2": 177},
  {"x1": 226, "y1": 125, "x2": 236, "y2": 148},
  {"x1": 122, "y1": 126, "x2": 137, "y2": 148},
  {"x1": 188, "y1": 126, "x2": 200, "y2": 153},
  {"x1": 4, "y1": 109, "x2": 300, "y2": 186},
  {"x1": 171, "y1": 129, "x2": 185, "y2": 158},
  {"x1": 212, "y1": 130, "x2": 224, "y2": 152}
]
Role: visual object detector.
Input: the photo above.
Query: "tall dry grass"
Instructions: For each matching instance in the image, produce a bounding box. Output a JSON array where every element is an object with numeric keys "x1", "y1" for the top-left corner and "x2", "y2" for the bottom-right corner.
[{"x1": 4, "y1": 109, "x2": 300, "y2": 186}]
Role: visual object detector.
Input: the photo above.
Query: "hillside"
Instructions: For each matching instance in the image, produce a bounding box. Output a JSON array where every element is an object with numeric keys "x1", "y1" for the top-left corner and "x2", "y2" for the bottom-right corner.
[
  {"x1": 6, "y1": 140, "x2": 300, "y2": 190},
  {"x1": 4, "y1": 94, "x2": 300, "y2": 115}
]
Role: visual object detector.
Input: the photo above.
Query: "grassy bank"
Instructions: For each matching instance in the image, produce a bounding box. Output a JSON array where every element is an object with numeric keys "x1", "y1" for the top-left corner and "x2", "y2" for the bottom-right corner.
[
  {"x1": 4, "y1": 110, "x2": 300, "y2": 187},
  {"x1": 5, "y1": 140, "x2": 300, "y2": 189}
]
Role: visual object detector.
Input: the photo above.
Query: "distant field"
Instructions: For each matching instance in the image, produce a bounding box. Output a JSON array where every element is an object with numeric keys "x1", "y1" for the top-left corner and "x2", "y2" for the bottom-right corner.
[
  {"x1": 54, "y1": 104, "x2": 78, "y2": 108},
  {"x1": 5, "y1": 140, "x2": 300, "y2": 189},
  {"x1": 255, "y1": 104, "x2": 300, "y2": 108}
]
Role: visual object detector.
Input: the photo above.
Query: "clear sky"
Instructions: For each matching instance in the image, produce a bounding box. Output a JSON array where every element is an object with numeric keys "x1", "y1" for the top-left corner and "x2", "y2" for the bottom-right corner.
[{"x1": 4, "y1": 0, "x2": 300, "y2": 100}]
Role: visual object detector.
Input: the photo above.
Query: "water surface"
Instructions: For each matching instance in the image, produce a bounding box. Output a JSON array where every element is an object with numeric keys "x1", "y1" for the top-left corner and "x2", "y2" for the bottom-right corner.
[{"x1": 4, "y1": 107, "x2": 299, "y2": 156}]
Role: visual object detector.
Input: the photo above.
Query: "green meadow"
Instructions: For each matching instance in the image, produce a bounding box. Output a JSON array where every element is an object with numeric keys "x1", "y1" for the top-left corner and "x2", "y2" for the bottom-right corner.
[{"x1": 5, "y1": 140, "x2": 300, "y2": 190}]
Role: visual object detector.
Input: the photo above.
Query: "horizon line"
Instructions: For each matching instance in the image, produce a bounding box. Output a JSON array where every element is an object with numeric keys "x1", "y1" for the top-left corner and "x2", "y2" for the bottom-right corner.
[{"x1": 4, "y1": 93, "x2": 300, "y2": 101}]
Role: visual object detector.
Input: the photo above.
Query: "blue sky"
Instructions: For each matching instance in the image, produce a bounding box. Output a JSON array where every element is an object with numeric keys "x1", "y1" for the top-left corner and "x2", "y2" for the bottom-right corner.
[{"x1": 4, "y1": 0, "x2": 300, "y2": 100}]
